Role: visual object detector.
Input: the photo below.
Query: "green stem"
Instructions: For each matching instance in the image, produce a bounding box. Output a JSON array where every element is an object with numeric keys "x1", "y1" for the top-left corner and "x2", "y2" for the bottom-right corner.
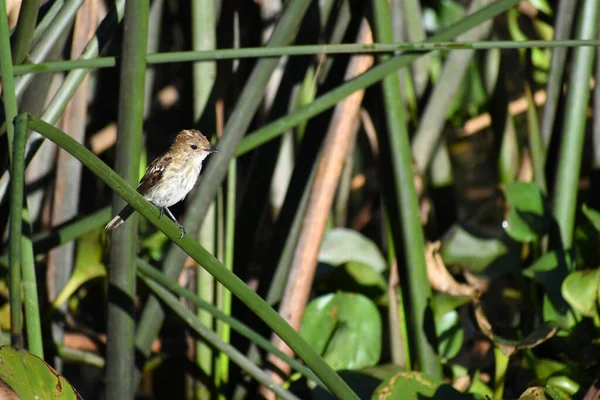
[
  {"x1": 493, "y1": 348, "x2": 510, "y2": 400},
  {"x1": 135, "y1": 260, "x2": 323, "y2": 387},
  {"x1": 8, "y1": 114, "x2": 28, "y2": 349},
  {"x1": 373, "y1": 0, "x2": 440, "y2": 377},
  {"x1": 105, "y1": 0, "x2": 148, "y2": 397},
  {"x1": 551, "y1": 0, "x2": 599, "y2": 252},
  {"x1": 8, "y1": 38, "x2": 600, "y2": 77},
  {"x1": 26, "y1": 114, "x2": 358, "y2": 400},
  {"x1": 216, "y1": 160, "x2": 236, "y2": 396},
  {"x1": 141, "y1": 276, "x2": 302, "y2": 400},
  {"x1": 11, "y1": 0, "x2": 41, "y2": 64}
]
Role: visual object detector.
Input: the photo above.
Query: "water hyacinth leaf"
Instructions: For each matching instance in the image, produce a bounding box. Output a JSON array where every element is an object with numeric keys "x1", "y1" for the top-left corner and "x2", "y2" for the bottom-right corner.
[
  {"x1": 300, "y1": 292, "x2": 382, "y2": 371},
  {"x1": 433, "y1": 293, "x2": 471, "y2": 318},
  {"x1": 582, "y1": 203, "x2": 600, "y2": 233},
  {"x1": 50, "y1": 231, "x2": 107, "y2": 311},
  {"x1": 501, "y1": 182, "x2": 548, "y2": 242},
  {"x1": 440, "y1": 225, "x2": 512, "y2": 277},
  {"x1": 432, "y1": 293, "x2": 468, "y2": 361},
  {"x1": 321, "y1": 262, "x2": 388, "y2": 305},
  {"x1": 435, "y1": 309, "x2": 463, "y2": 362},
  {"x1": 370, "y1": 371, "x2": 476, "y2": 400},
  {"x1": 0, "y1": 346, "x2": 81, "y2": 399},
  {"x1": 561, "y1": 269, "x2": 600, "y2": 318},
  {"x1": 318, "y1": 229, "x2": 387, "y2": 273}
]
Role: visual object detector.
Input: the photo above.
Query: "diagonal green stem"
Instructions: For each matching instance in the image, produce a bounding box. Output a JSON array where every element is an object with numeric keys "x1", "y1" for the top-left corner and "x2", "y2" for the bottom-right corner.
[
  {"x1": 136, "y1": 260, "x2": 323, "y2": 387},
  {"x1": 26, "y1": 113, "x2": 358, "y2": 400},
  {"x1": 141, "y1": 276, "x2": 301, "y2": 400},
  {"x1": 105, "y1": 0, "x2": 148, "y2": 398}
]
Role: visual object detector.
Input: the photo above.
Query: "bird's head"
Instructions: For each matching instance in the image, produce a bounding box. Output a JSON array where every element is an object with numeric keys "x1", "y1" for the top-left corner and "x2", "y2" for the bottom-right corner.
[{"x1": 171, "y1": 129, "x2": 218, "y2": 162}]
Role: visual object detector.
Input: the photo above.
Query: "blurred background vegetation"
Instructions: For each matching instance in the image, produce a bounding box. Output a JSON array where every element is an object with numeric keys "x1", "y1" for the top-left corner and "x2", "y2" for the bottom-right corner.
[{"x1": 1, "y1": 0, "x2": 600, "y2": 399}]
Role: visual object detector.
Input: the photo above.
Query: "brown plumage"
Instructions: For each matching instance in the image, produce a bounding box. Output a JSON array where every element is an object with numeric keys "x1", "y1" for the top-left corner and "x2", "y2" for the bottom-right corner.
[{"x1": 105, "y1": 129, "x2": 217, "y2": 237}]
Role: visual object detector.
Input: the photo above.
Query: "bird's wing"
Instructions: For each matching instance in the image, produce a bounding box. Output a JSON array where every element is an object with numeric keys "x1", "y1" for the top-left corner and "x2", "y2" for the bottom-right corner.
[{"x1": 137, "y1": 155, "x2": 172, "y2": 195}]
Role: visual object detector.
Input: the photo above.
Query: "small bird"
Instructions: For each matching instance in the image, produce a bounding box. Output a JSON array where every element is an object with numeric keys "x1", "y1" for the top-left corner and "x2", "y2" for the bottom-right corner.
[{"x1": 105, "y1": 129, "x2": 217, "y2": 238}]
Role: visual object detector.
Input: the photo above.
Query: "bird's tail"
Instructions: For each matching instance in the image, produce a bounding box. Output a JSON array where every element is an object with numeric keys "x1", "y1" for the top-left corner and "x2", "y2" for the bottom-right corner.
[{"x1": 105, "y1": 204, "x2": 135, "y2": 232}]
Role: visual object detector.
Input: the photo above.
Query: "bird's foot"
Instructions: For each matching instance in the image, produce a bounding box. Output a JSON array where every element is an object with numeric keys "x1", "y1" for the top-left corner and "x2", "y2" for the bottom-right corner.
[{"x1": 177, "y1": 224, "x2": 186, "y2": 239}]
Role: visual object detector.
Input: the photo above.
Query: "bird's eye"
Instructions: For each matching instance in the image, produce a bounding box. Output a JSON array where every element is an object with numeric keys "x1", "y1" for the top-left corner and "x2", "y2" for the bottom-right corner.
[{"x1": 190, "y1": 144, "x2": 198, "y2": 150}]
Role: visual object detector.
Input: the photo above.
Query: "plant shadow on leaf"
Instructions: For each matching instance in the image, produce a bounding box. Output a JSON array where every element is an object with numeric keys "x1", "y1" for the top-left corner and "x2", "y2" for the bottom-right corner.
[
  {"x1": 300, "y1": 292, "x2": 382, "y2": 372},
  {"x1": 310, "y1": 370, "x2": 386, "y2": 400},
  {"x1": 317, "y1": 262, "x2": 388, "y2": 306},
  {"x1": 369, "y1": 371, "x2": 480, "y2": 400},
  {"x1": 440, "y1": 224, "x2": 520, "y2": 280}
]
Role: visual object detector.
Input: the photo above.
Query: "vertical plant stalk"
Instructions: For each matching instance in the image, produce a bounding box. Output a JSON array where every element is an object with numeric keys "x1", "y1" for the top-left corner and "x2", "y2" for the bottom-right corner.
[
  {"x1": 540, "y1": 0, "x2": 579, "y2": 149},
  {"x1": 105, "y1": 1, "x2": 148, "y2": 398},
  {"x1": 401, "y1": 0, "x2": 429, "y2": 97},
  {"x1": 134, "y1": 0, "x2": 312, "y2": 385},
  {"x1": 412, "y1": 0, "x2": 493, "y2": 175},
  {"x1": 551, "y1": 0, "x2": 599, "y2": 251},
  {"x1": 48, "y1": 0, "x2": 99, "y2": 370},
  {"x1": 386, "y1": 223, "x2": 410, "y2": 369},
  {"x1": 524, "y1": 82, "x2": 547, "y2": 193},
  {"x1": 11, "y1": 0, "x2": 41, "y2": 64},
  {"x1": 14, "y1": 0, "x2": 85, "y2": 98},
  {"x1": 1, "y1": 0, "x2": 22, "y2": 348},
  {"x1": 372, "y1": 0, "x2": 441, "y2": 376},
  {"x1": 264, "y1": 20, "x2": 373, "y2": 390},
  {"x1": 192, "y1": 1, "x2": 218, "y2": 394},
  {"x1": 216, "y1": 159, "x2": 236, "y2": 398},
  {"x1": 9, "y1": 115, "x2": 27, "y2": 350}
]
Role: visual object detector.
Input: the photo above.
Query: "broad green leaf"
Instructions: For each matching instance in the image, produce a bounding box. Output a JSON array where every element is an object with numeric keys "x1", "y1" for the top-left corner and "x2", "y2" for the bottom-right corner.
[
  {"x1": 561, "y1": 269, "x2": 600, "y2": 318},
  {"x1": 582, "y1": 203, "x2": 600, "y2": 233},
  {"x1": 318, "y1": 229, "x2": 387, "y2": 273},
  {"x1": 433, "y1": 294, "x2": 467, "y2": 361},
  {"x1": 501, "y1": 182, "x2": 548, "y2": 242},
  {"x1": 50, "y1": 231, "x2": 107, "y2": 311},
  {"x1": 433, "y1": 293, "x2": 471, "y2": 319},
  {"x1": 321, "y1": 262, "x2": 388, "y2": 305},
  {"x1": 0, "y1": 346, "x2": 81, "y2": 399},
  {"x1": 440, "y1": 225, "x2": 513, "y2": 277},
  {"x1": 546, "y1": 376, "x2": 578, "y2": 397},
  {"x1": 435, "y1": 309, "x2": 463, "y2": 362},
  {"x1": 523, "y1": 251, "x2": 573, "y2": 328},
  {"x1": 542, "y1": 294, "x2": 578, "y2": 331},
  {"x1": 300, "y1": 292, "x2": 382, "y2": 371},
  {"x1": 370, "y1": 371, "x2": 474, "y2": 400}
]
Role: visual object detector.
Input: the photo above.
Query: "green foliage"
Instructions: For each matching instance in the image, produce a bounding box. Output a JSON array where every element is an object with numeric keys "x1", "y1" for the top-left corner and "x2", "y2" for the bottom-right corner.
[
  {"x1": 0, "y1": 346, "x2": 81, "y2": 399},
  {"x1": 318, "y1": 228, "x2": 387, "y2": 273},
  {"x1": 370, "y1": 371, "x2": 480, "y2": 400},
  {"x1": 300, "y1": 292, "x2": 382, "y2": 371},
  {"x1": 3, "y1": 0, "x2": 600, "y2": 398},
  {"x1": 501, "y1": 182, "x2": 549, "y2": 242}
]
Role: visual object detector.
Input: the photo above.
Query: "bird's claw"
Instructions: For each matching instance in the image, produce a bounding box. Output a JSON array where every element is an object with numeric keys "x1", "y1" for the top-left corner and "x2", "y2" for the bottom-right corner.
[{"x1": 178, "y1": 225, "x2": 186, "y2": 239}]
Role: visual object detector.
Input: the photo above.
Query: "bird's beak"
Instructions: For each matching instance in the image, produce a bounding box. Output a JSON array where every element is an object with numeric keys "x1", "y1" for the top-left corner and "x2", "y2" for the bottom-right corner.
[{"x1": 207, "y1": 145, "x2": 219, "y2": 153}]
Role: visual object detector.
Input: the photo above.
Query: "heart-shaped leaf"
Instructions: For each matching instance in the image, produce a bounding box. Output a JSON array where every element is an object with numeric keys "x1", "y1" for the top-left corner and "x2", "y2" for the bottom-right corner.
[
  {"x1": 300, "y1": 292, "x2": 382, "y2": 371},
  {"x1": 561, "y1": 269, "x2": 600, "y2": 318},
  {"x1": 318, "y1": 229, "x2": 387, "y2": 273}
]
